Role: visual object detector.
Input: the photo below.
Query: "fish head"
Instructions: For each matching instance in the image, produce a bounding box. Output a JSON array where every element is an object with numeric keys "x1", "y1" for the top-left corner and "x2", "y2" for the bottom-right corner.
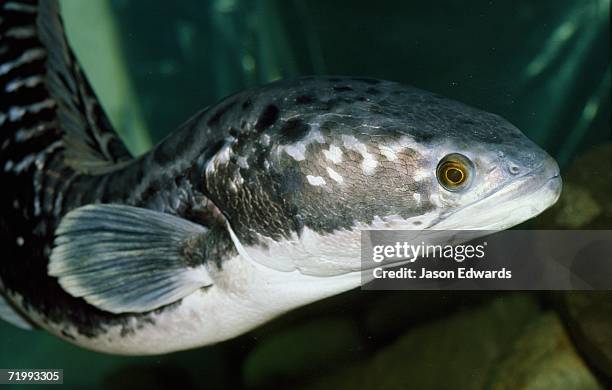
[{"x1": 203, "y1": 77, "x2": 562, "y2": 276}]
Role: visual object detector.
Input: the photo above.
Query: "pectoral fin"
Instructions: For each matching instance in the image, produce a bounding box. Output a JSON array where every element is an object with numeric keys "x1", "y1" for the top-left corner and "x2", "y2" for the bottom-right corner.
[{"x1": 49, "y1": 204, "x2": 213, "y2": 314}]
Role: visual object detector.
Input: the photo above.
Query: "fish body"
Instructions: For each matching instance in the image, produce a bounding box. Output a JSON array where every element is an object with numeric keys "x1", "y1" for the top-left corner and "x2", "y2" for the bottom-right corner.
[{"x1": 0, "y1": 1, "x2": 561, "y2": 354}]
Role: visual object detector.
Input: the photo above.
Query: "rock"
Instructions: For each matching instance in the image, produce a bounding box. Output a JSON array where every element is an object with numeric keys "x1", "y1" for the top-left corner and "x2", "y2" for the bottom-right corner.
[
  {"x1": 488, "y1": 313, "x2": 601, "y2": 390},
  {"x1": 303, "y1": 294, "x2": 540, "y2": 390},
  {"x1": 302, "y1": 294, "x2": 602, "y2": 390},
  {"x1": 557, "y1": 292, "x2": 612, "y2": 380}
]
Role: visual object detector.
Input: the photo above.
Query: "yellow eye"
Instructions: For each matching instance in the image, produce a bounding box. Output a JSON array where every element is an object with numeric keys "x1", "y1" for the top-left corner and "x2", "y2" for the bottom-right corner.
[{"x1": 436, "y1": 154, "x2": 473, "y2": 191}]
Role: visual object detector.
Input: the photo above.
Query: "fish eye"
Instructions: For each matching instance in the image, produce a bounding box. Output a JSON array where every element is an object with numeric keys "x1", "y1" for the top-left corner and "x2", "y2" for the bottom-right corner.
[{"x1": 436, "y1": 153, "x2": 474, "y2": 192}]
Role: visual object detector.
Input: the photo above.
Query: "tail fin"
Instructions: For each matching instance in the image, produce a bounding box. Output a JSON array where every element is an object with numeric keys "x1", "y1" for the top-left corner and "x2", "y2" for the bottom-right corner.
[
  {"x1": 0, "y1": 0, "x2": 132, "y2": 177},
  {"x1": 0, "y1": 1, "x2": 135, "y2": 326}
]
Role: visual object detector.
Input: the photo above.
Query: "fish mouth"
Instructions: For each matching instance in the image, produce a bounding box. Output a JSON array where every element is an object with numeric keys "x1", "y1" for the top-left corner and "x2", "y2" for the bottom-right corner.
[
  {"x1": 359, "y1": 161, "x2": 562, "y2": 273},
  {"x1": 428, "y1": 157, "x2": 562, "y2": 231}
]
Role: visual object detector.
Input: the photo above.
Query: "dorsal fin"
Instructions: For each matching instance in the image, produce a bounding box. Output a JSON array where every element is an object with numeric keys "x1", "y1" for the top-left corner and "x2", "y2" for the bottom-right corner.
[
  {"x1": 37, "y1": 0, "x2": 132, "y2": 173},
  {"x1": 0, "y1": 0, "x2": 132, "y2": 175}
]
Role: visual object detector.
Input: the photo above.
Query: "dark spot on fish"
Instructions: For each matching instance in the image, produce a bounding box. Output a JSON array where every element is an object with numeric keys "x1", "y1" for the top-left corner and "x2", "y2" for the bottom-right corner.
[
  {"x1": 278, "y1": 119, "x2": 310, "y2": 143},
  {"x1": 254, "y1": 148, "x2": 269, "y2": 169},
  {"x1": 366, "y1": 87, "x2": 380, "y2": 95},
  {"x1": 242, "y1": 99, "x2": 252, "y2": 110},
  {"x1": 228, "y1": 127, "x2": 239, "y2": 138},
  {"x1": 189, "y1": 164, "x2": 203, "y2": 190},
  {"x1": 120, "y1": 325, "x2": 135, "y2": 337},
  {"x1": 412, "y1": 220, "x2": 422, "y2": 226},
  {"x1": 0, "y1": 81, "x2": 46, "y2": 115},
  {"x1": 412, "y1": 131, "x2": 435, "y2": 143},
  {"x1": 255, "y1": 104, "x2": 279, "y2": 132},
  {"x1": 97, "y1": 175, "x2": 113, "y2": 203},
  {"x1": 139, "y1": 178, "x2": 163, "y2": 204},
  {"x1": 229, "y1": 154, "x2": 237, "y2": 165},
  {"x1": 189, "y1": 139, "x2": 226, "y2": 190},
  {"x1": 356, "y1": 96, "x2": 367, "y2": 102},
  {"x1": 204, "y1": 140, "x2": 227, "y2": 161},
  {"x1": 107, "y1": 138, "x2": 131, "y2": 163},
  {"x1": 207, "y1": 100, "x2": 236, "y2": 127},
  {"x1": 274, "y1": 165, "x2": 304, "y2": 202},
  {"x1": 295, "y1": 94, "x2": 316, "y2": 105},
  {"x1": 155, "y1": 122, "x2": 199, "y2": 165},
  {"x1": 293, "y1": 214, "x2": 305, "y2": 237},
  {"x1": 328, "y1": 77, "x2": 342, "y2": 82},
  {"x1": 458, "y1": 118, "x2": 477, "y2": 126},
  {"x1": 333, "y1": 85, "x2": 353, "y2": 92},
  {"x1": 320, "y1": 100, "x2": 336, "y2": 111},
  {"x1": 321, "y1": 97, "x2": 355, "y2": 111},
  {"x1": 319, "y1": 120, "x2": 337, "y2": 136},
  {"x1": 92, "y1": 104, "x2": 130, "y2": 161},
  {"x1": 353, "y1": 77, "x2": 380, "y2": 85},
  {"x1": 370, "y1": 105, "x2": 384, "y2": 115},
  {"x1": 154, "y1": 144, "x2": 174, "y2": 165},
  {"x1": 61, "y1": 329, "x2": 76, "y2": 340}
]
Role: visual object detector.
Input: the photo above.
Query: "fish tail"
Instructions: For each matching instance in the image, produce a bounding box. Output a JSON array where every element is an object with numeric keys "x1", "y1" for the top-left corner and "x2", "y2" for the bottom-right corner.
[
  {"x1": 0, "y1": 0, "x2": 134, "y2": 221},
  {"x1": 0, "y1": 0, "x2": 61, "y2": 186},
  {"x1": 0, "y1": 0, "x2": 138, "y2": 325},
  {"x1": 0, "y1": 0, "x2": 137, "y2": 264}
]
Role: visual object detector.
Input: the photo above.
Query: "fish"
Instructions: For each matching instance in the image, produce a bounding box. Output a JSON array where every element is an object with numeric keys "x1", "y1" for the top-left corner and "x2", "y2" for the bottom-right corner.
[{"x1": 0, "y1": 0, "x2": 562, "y2": 355}]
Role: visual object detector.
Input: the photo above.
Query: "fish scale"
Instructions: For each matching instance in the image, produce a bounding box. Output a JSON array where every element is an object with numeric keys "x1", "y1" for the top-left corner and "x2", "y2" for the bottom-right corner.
[
  {"x1": 0, "y1": 0, "x2": 196, "y2": 341},
  {"x1": 0, "y1": 1, "x2": 561, "y2": 354}
]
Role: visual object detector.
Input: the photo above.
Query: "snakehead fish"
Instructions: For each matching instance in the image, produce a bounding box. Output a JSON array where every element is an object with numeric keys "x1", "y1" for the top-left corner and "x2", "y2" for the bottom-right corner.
[{"x1": 0, "y1": 0, "x2": 562, "y2": 355}]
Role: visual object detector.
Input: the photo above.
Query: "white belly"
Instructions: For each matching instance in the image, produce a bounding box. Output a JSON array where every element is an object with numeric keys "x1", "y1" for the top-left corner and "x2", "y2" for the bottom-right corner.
[{"x1": 36, "y1": 253, "x2": 362, "y2": 355}]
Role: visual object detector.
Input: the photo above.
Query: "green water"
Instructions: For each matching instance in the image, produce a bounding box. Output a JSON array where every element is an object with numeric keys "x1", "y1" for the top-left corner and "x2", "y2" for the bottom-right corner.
[{"x1": 1, "y1": 0, "x2": 610, "y2": 388}]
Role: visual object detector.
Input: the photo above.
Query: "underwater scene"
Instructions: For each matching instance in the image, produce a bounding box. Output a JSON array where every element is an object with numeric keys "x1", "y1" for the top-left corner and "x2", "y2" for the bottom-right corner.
[{"x1": 0, "y1": 0, "x2": 610, "y2": 388}]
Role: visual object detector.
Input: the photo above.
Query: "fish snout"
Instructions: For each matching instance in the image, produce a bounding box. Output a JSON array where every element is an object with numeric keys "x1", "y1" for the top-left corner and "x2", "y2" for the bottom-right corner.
[
  {"x1": 543, "y1": 155, "x2": 562, "y2": 203},
  {"x1": 530, "y1": 154, "x2": 562, "y2": 205}
]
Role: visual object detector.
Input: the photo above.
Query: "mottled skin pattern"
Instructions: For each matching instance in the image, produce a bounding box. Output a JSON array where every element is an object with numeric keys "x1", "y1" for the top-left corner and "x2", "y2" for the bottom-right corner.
[
  {"x1": 0, "y1": 0, "x2": 133, "y2": 337},
  {"x1": 203, "y1": 76, "x2": 542, "y2": 246},
  {"x1": 0, "y1": 1, "x2": 560, "y2": 349},
  {"x1": 0, "y1": 0, "x2": 231, "y2": 339}
]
